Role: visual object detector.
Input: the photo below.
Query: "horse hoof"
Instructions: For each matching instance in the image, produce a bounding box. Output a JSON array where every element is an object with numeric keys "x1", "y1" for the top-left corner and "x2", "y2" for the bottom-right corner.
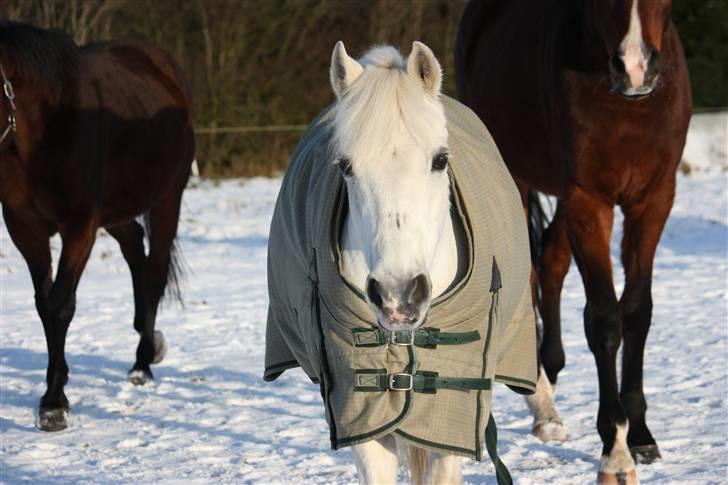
[
  {"x1": 128, "y1": 368, "x2": 153, "y2": 385},
  {"x1": 36, "y1": 407, "x2": 69, "y2": 432},
  {"x1": 533, "y1": 418, "x2": 566, "y2": 443},
  {"x1": 630, "y1": 444, "x2": 661, "y2": 464},
  {"x1": 152, "y1": 330, "x2": 167, "y2": 364},
  {"x1": 597, "y1": 469, "x2": 639, "y2": 485}
]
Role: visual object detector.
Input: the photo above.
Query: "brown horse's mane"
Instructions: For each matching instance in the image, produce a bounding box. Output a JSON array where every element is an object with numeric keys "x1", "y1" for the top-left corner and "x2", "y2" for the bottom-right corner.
[{"x1": 0, "y1": 21, "x2": 80, "y2": 91}]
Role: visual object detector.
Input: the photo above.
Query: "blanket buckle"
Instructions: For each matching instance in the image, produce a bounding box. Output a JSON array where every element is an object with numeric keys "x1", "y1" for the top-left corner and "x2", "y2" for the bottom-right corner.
[
  {"x1": 389, "y1": 373, "x2": 413, "y2": 391},
  {"x1": 389, "y1": 331, "x2": 415, "y2": 346}
]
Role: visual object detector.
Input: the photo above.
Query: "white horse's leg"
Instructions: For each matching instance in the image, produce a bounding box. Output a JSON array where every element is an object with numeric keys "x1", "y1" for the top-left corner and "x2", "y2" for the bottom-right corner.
[
  {"x1": 427, "y1": 450, "x2": 463, "y2": 485},
  {"x1": 405, "y1": 443, "x2": 427, "y2": 484},
  {"x1": 597, "y1": 422, "x2": 639, "y2": 485},
  {"x1": 352, "y1": 435, "x2": 399, "y2": 485},
  {"x1": 525, "y1": 365, "x2": 566, "y2": 442}
]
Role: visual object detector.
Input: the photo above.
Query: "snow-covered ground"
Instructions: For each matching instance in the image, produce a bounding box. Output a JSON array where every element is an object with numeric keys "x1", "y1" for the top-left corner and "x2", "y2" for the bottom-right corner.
[{"x1": 1, "y1": 113, "x2": 726, "y2": 484}]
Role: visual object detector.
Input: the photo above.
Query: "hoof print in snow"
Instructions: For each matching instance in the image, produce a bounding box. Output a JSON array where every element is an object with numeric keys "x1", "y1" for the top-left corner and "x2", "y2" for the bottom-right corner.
[{"x1": 36, "y1": 407, "x2": 69, "y2": 432}]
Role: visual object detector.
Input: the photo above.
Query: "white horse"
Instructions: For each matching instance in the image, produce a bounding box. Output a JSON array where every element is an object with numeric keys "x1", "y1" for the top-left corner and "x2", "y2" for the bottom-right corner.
[{"x1": 331, "y1": 41, "x2": 465, "y2": 484}]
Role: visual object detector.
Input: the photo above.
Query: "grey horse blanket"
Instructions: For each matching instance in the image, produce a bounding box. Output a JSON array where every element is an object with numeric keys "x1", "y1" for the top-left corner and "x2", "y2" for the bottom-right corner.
[{"x1": 264, "y1": 96, "x2": 537, "y2": 460}]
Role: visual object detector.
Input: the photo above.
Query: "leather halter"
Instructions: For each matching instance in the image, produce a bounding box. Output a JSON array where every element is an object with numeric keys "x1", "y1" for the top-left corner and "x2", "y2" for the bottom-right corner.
[{"x1": 0, "y1": 62, "x2": 17, "y2": 145}]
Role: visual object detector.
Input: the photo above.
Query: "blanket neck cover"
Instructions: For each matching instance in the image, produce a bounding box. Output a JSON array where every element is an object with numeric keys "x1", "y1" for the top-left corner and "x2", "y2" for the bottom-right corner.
[{"x1": 265, "y1": 95, "x2": 537, "y2": 460}]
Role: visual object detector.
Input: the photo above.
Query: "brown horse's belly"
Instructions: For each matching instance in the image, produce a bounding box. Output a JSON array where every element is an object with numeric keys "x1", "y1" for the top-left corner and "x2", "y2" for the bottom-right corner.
[{"x1": 99, "y1": 162, "x2": 182, "y2": 225}]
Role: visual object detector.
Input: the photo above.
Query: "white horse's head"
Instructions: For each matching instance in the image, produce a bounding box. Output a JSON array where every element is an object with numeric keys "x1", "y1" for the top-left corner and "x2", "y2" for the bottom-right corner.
[{"x1": 330, "y1": 41, "x2": 451, "y2": 332}]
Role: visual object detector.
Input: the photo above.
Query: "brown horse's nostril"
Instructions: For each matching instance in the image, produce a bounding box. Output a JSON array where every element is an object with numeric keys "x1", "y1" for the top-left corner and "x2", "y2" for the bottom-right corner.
[
  {"x1": 610, "y1": 53, "x2": 626, "y2": 75},
  {"x1": 645, "y1": 45, "x2": 660, "y2": 76},
  {"x1": 405, "y1": 273, "x2": 431, "y2": 307}
]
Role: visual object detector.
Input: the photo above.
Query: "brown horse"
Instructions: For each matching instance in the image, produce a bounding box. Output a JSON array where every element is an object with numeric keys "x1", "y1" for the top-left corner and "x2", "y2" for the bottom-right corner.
[
  {"x1": 455, "y1": 0, "x2": 691, "y2": 483},
  {"x1": 0, "y1": 21, "x2": 195, "y2": 431}
]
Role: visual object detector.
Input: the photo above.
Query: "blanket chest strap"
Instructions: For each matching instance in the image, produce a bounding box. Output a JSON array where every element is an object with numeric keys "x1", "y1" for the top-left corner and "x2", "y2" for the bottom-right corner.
[
  {"x1": 354, "y1": 369, "x2": 491, "y2": 394},
  {"x1": 352, "y1": 328, "x2": 481, "y2": 348}
]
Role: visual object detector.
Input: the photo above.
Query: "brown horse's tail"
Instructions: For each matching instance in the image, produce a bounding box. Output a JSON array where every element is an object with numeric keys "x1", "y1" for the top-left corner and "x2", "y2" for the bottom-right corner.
[
  {"x1": 527, "y1": 191, "x2": 549, "y2": 307},
  {"x1": 142, "y1": 213, "x2": 187, "y2": 307}
]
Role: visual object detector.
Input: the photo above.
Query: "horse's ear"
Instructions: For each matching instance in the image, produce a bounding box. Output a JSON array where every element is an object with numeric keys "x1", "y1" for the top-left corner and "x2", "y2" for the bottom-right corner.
[
  {"x1": 330, "y1": 41, "x2": 364, "y2": 99},
  {"x1": 407, "y1": 41, "x2": 442, "y2": 96}
]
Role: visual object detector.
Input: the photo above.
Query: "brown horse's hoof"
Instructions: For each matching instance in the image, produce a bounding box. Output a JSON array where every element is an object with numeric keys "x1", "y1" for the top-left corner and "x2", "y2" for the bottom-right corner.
[
  {"x1": 533, "y1": 418, "x2": 567, "y2": 443},
  {"x1": 597, "y1": 469, "x2": 639, "y2": 485},
  {"x1": 36, "y1": 407, "x2": 69, "y2": 432},
  {"x1": 630, "y1": 445, "x2": 661, "y2": 464},
  {"x1": 152, "y1": 330, "x2": 167, "y2": 364},
  {"x1": 128, "y1": 368, "x2": 153, "y2": 385}
]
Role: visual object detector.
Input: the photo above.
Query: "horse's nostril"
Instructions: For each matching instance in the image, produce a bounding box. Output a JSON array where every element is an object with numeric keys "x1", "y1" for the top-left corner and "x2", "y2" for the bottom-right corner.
[
  {"x1": 366, "y1": 277, "x2": 384, "y2": 309},
  {"x1": 646, "y1": 46, "x2": 660, "y2": 73},
  {"x1": 610, "y1": 54, "x2": 626, "y2": 74},
  {"x1": 406, "y1": 273, "x2": 431, "y2": 306}
]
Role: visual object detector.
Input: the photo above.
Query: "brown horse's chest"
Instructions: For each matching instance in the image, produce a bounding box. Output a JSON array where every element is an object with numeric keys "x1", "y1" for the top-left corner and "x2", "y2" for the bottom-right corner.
[
  {"x1": 0, "y1": 154, "x2": 25, "y2": 207},
  {"x1": 566, "y1": 85, "x2": 682, "y2": 203}
]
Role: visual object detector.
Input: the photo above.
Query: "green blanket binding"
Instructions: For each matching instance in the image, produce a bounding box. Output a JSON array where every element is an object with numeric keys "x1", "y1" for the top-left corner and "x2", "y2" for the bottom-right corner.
[{"x1": 264, "y1": 96, "x2": 537, "y2": 483}]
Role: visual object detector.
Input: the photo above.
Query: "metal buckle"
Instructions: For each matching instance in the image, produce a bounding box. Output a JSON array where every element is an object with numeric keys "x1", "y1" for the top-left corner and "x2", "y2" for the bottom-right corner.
[
  {"x1": 389, "y1": 373, "x2": 413, "y2": 391},
  {"x1": 3, "y1": 80, "x2": 14, "y2": 100},
  {"x1": 389, "y1": 331, "x2": 415, "y2": 346}
]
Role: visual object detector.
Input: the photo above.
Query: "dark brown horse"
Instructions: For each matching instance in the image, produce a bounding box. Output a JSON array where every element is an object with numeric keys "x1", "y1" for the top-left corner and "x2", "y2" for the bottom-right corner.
[
  {"x1": 0, "y1": 21, "x2": 195, "y2": 431},
  {"x1": 455, "y1": 0, "x2": 691, "y2": 482}
]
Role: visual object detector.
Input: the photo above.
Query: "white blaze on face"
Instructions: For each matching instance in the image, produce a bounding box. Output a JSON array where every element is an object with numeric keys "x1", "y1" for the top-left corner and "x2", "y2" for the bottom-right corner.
[{"x1": 620, "y1": 0, "x2": 648, "y2": 89}]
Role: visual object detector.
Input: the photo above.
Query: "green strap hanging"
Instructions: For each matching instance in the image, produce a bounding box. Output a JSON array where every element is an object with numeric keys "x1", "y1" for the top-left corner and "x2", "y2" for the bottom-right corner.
[{"x1": 486, "y1": 413, "x2": 513, "y2": 485}]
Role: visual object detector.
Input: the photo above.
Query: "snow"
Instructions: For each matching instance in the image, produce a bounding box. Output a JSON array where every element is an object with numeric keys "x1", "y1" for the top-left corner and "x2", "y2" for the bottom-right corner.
[
  {"x1": 1, "y1": 113, "x2": 726, "y2": 484},
  {"x1": 682, "y1": 112, "x2": 727, "y2": 173}
]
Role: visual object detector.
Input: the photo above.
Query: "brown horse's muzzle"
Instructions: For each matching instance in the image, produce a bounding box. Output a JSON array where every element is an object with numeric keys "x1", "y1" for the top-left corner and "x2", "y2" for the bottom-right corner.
[{"x1": 609, "y1": 45, "x2": 660, "y2": 98}]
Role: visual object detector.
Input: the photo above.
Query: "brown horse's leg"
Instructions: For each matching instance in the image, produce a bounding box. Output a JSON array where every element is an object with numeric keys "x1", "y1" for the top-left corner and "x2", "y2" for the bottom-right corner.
[
  {"x1": 106, "y1": 221, "x2": 147, "y2": 328},
  {"x1": 2, "y1": 207, "x2": 53, "y2": 313},
  {"x1": 566, "y1": 189, "x2": 636, "y2": 483},
  {"x1": 105, "y1": 221, "x2": 153, "y2": 377},
  {"x1": 539, "y1": 202, "x2": 572, "y2": 384},
  {"x1": 2, "y1": 208, "x2": 61, "y2": 426},
  {"x1": 36, "y1": 219, "x2": 96, "y2": 431},
  {"x1": 619, "y1": 182, "x2": 674, "y2": 464},
  {"x1": 127, "y1": 190, "x2": 183, "y2": 384},
  {"x1": 527, "y1": 202, "x2": 571, "y2": 443}
]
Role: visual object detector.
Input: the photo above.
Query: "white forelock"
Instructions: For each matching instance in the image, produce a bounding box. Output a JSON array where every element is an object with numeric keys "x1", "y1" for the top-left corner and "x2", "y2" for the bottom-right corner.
[{"x1": 331, "y1": 45, "x2": 447, "y2": 165}]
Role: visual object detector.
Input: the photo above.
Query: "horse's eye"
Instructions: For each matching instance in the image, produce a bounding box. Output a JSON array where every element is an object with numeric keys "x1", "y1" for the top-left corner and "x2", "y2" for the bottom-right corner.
[
  {"x1": 432, "y1": 152, "x2": 449, "y2": 172},
  {"x1": 337, "y1": 157, "x2": 353, "y2": 177}
]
